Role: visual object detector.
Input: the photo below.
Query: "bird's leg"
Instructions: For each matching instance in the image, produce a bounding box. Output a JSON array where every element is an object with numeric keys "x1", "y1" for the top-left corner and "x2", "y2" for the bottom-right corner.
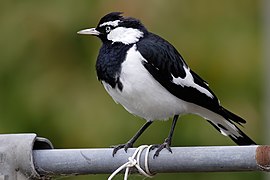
[
  {"x1": 151, "y1": 115, "x2": 179, "y2": 158},
  {"x1": 112, "y1": 121, "x2": 153, "y2": 156}
]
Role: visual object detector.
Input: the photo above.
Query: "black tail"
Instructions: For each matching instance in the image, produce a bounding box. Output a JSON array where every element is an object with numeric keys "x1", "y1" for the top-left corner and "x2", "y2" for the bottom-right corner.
[
  {"x1": 206, "y1": 107, "x2": 256, "y2": 145},
  {"x1": 228, "y1": 125, "x2": 256, "y2": 145},
  {"x1": 220, "y1": 107, "x2": 256, "y2": 145}
]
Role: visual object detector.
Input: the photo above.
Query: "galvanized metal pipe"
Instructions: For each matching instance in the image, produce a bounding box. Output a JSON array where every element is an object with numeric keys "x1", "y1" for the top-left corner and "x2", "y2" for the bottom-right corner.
[{"x1": 33, "y1": 145, "x2": 270, "y2": 177}]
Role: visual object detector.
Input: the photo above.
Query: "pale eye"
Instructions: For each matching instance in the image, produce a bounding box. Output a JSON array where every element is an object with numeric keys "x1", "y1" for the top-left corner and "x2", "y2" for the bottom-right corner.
[{"x1": 105, "y1": 26, "x2": 111, "y2": 33}]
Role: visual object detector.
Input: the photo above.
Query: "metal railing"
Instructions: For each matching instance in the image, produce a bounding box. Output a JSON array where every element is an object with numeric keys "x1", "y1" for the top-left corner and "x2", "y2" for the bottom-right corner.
[{"x1": 0, "y1": 134, "x2": 269, "y2": 179}]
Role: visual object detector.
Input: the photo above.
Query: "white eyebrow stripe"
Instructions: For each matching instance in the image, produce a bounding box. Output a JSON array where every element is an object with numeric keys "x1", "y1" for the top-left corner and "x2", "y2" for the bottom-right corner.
[{"x1": 99, "y1": 20, "x2": 121, "y2": 27}]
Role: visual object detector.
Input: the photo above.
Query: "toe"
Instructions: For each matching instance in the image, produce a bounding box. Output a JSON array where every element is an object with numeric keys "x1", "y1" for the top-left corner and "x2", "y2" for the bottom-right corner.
[
  {"x1": 124, "y1": 142, "x2": 133, "y2": 152},
  {"x1": 112, "y1": 144, "x2": 125, "y2": 156},
  {"x1": 152, "y1": 142, "x2": 172, "y2": 158},
  {"x1": 165, "y1": 144, "x2": 172, "y2": 153},
  {"x1": 112, "y1": 142, "x2": 133, "y2": 156}
]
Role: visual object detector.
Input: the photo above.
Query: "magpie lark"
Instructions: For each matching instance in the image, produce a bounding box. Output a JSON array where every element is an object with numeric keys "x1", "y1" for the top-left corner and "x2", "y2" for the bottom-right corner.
[{"x1": 78, "y1": 12, "x2": 256, "y2": 157}]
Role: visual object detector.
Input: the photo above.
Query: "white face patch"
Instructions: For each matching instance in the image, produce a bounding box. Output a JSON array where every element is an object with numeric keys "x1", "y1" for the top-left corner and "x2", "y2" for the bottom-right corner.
[
  {"x1": 172, "y1": 67, "x2": 214, "y2": 98},
  {"x1": 107, "y1": 27, "x2": 144, "y2": 45},
  {"x1": 99, "y1": 20, "x2": 121, "y2": 27}
]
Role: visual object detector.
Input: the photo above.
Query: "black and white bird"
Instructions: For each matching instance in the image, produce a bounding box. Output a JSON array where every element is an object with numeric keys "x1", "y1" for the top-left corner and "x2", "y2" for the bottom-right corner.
[{"x1": 78, "y1": 12, "x2": 256, "y2": 157}]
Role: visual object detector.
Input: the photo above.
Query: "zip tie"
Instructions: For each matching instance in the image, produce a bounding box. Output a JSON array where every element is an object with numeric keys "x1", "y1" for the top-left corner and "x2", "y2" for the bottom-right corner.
[{"x1": 108, "y1": 145, "x2": 155, "y2": 180}]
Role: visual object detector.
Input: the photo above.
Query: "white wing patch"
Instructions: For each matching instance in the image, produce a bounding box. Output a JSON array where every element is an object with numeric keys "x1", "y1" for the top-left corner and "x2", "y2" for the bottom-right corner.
[
  {"x1": 172, "y1": 66, "x2": 214, "y2": 98},
  {"x1": 107, "y1": 27, "x2": 144, "y2": 45},
  {"x1": 99, "y1": 20, "x2": 121, "y2": 27}
]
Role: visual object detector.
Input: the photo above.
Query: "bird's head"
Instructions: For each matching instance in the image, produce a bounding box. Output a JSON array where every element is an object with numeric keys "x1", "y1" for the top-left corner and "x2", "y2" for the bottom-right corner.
[{"x1": 78, "y1": 12, "x2": 147, "y2": 45}]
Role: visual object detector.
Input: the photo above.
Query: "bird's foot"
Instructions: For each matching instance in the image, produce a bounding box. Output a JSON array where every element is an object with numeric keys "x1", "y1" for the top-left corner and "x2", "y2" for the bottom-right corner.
[
  {"x1": 111, "y1": 142, "x2": 133, "y2": 157},
  {"x1": 151, "y1": 138, "x2": 172, "y2": 158}
]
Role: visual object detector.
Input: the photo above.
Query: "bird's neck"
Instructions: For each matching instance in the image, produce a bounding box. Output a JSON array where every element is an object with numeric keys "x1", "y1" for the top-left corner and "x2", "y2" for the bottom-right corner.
[{"x1": 96, "y1": 43, "x2": 133, "y2": 90}]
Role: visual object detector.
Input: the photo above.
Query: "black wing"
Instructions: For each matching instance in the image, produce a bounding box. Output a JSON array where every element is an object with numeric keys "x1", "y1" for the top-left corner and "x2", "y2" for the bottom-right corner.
[{"x1": 136, "y1": 33, "x2": 246, "y2": 124}]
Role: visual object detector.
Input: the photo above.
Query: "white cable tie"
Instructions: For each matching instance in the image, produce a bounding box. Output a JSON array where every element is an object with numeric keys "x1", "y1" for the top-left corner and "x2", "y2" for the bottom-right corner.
[{"x1": 108, "y1": 145, "x2": 155, "y2": 180}]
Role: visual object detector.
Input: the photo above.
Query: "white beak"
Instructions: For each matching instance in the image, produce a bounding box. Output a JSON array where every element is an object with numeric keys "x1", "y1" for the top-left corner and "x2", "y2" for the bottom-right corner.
[{"x1": 77, "y1": 28, "x2": 100, "y2": 35}]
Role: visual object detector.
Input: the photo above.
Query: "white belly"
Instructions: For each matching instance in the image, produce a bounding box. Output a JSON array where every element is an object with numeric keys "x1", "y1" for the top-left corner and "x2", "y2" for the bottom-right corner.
[{"x1": 102, "y1": 45, "x2": 190, "y2": 121}]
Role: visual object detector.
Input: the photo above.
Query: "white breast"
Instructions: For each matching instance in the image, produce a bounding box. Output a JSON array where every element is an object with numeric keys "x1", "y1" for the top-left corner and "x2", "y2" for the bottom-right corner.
[{"x1": 102, "y1": 45, "x2": 191, "y2": 121}]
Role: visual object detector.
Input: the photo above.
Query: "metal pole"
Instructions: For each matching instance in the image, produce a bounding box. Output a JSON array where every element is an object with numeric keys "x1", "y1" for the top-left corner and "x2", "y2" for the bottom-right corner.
[
  {"x1": 262, "y1": 0, "x2": 270, "y2": 179},
  {"x1": 33, "y1": 145, "x2": 270, "y2": 178},
  {"x1": 1, "y1": 134, "x2": 269, "y2": 179}
]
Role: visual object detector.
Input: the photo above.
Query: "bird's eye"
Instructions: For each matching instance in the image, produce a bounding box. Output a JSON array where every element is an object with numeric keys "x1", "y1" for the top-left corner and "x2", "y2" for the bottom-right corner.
[{"x1": 105, "y1": 26, "x2": 111, "y2": 33}]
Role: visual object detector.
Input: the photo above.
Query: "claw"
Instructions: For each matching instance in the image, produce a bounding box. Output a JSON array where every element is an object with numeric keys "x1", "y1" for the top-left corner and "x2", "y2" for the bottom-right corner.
[
  {"x1": 151, "y1": 139, "x2": 173, "y2": 158},
  {"x1": 112, "y1": 142, "x2": 133, "y2": 157}
]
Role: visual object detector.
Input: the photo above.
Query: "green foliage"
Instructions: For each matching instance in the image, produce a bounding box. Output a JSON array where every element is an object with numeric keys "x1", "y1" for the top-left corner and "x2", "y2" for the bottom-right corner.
[{"x1": 0, "y1": 0, "x2": 262, "y2": 179}]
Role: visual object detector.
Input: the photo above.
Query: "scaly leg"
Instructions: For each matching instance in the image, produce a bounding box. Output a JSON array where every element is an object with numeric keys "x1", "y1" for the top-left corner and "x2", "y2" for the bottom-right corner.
[
  {"x1": 152, "y1": 115, "x2": 179, "y2": 158},
  {"x1": 112, "y1": 121, "x2": 153, "y2": 156}
]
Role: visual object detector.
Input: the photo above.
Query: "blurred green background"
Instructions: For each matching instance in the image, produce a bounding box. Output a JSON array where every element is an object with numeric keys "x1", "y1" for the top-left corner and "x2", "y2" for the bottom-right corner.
[{"x1": 0, "y1": 0, "x2": 265, "y2": 179}]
